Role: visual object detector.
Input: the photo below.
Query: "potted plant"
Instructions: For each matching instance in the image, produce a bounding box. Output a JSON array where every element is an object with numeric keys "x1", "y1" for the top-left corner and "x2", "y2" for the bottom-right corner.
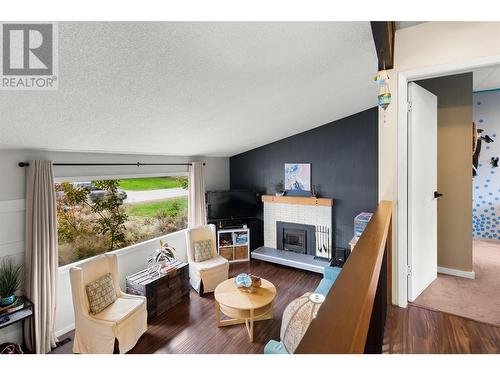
[
  {"x1": 156, "y1": 240, "x2": 176, "y2": 267},
  {"x1": 0, "y1": 259, "x2": 22, "y2": 306},
  {"x1": 147, "y1": 240, "x2": 176, "y2": 276}
]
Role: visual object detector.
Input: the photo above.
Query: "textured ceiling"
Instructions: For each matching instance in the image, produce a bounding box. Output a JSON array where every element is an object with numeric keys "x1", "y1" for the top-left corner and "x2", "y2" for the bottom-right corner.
[
  {"x1": 473, "y1": 65, "x2": 500, "y2": 92},
  {"x1": 0, "y1": 22, "x2": 378, "y2": 157}
]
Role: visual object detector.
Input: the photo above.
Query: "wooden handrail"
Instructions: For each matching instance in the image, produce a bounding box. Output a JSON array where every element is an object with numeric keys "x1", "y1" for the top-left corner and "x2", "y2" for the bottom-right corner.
[{"x1": 295, "y1": 200, "x2": 392, "y2": 354}]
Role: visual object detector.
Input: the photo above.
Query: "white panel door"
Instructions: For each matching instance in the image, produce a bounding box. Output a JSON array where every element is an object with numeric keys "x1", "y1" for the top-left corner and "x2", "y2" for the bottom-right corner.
[{"x1": 408, "y1": 82, "x2": 438, "y2": 302}]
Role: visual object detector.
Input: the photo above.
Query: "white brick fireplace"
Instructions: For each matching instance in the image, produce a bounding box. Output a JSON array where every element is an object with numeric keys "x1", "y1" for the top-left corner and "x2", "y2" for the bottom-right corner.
[{"x1": 263, "y1": 196, "x2": 333, "y2": 258}]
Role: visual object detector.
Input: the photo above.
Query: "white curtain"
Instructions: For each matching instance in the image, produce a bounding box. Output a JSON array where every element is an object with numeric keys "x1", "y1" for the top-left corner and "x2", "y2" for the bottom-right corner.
[
  {"x1": 188, "y1": 161, "x2": 207, "y2": 227},
  {"x1": 24, "y1": 160, "x2": 59, "y2": 353}
]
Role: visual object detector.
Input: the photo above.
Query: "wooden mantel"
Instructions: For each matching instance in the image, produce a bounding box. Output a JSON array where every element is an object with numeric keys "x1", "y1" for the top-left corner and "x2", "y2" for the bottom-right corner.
[{"x1": 261, "y1": 195, "x2": 333, "y2": 207}]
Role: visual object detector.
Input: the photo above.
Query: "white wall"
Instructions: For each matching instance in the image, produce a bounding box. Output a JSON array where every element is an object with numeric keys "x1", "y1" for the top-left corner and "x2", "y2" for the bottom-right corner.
[
  {"x1": 378, "y1": 21, "x2": 500, "y2": 305},
  {"x1": 0, "y1": 148, "x2": 229, "y2": 344}
]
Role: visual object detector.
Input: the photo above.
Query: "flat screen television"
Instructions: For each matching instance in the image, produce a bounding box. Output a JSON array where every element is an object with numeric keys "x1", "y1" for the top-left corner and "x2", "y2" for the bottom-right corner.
[{"x1": 206, "y1": 190, "x2": 259, "y2": 220}]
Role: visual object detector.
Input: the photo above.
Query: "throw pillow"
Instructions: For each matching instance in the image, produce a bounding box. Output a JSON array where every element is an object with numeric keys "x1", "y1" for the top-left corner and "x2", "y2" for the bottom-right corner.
[
  {"x1": 86, "y1": 273, "x2": 117, "y2": 315},
  {"x1": 194, "y1": 239, "x2": 213, "y2": 262}
]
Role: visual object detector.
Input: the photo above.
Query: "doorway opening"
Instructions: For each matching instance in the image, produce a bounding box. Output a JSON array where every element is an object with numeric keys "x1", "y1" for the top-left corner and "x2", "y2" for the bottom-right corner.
[{"x1": 405, "y1": 68, "x2": 500, "y2": 326}]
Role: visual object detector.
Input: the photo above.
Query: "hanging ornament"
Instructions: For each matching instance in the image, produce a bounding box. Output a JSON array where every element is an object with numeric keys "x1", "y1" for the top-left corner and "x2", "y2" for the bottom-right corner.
[{"x1": 374, "y1": 70, "x2": 391, "y2": 110}]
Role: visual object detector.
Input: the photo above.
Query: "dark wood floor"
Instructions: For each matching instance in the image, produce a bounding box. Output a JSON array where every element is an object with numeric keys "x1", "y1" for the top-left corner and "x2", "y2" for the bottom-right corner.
[
  {"x1": 51, "y1": 260, "x2": 500, "y2": 354},
  {"x1": 383, "y1": 303, "x2": 500, "y2": 354},
  {"x1": 51, "y1": 259, "x2": 321, "y2": 354}
]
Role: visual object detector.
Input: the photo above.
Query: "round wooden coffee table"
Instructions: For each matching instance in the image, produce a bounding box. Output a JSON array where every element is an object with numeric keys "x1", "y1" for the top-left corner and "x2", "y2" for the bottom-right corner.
[{"x1": 214, "y1": 277, "x2": 276, "y2": 342}]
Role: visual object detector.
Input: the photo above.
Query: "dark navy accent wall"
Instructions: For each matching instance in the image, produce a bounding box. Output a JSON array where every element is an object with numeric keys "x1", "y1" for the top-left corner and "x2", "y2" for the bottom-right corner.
[{"x1": 229, "y1": 107, "x2": 378, "y2": 249}]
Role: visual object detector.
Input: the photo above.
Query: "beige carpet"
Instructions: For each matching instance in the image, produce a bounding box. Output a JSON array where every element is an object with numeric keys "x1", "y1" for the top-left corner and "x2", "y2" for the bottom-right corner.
[{"x1": 413, "y1": 240, "x2": 500, "y2": 326}]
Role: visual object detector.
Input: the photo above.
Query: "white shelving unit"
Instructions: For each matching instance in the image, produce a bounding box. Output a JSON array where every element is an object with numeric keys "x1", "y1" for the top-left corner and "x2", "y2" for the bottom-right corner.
[{"x1": 217, "y1": 227, "x2": 250, "y2": 263}]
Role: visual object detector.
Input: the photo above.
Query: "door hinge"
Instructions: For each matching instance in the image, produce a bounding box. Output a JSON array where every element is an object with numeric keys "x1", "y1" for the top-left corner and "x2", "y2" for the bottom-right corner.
[
  {"x1": 406, "y1": 265, "x2": 412, "y2": 276},
  {"x1": 407, "y1": 101, "x2": 413, "y2": 112}
]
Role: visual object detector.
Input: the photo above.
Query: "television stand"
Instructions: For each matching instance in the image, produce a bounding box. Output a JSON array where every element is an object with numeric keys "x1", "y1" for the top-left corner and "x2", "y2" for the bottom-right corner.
[{"x1": 208, "y1": 217, "x2": 263, "y2": 251}]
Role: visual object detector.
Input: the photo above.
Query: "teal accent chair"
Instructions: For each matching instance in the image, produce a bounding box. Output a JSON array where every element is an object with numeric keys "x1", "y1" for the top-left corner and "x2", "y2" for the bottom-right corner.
[{"x1": 263, "y1": 265, "x2": 342, "y2": 354}]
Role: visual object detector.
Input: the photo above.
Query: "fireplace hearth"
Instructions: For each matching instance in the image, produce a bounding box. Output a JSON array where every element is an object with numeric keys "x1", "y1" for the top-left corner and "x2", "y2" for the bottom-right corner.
[{"x1": 276, "y1": 221, "x2": 316, "y2": 256}]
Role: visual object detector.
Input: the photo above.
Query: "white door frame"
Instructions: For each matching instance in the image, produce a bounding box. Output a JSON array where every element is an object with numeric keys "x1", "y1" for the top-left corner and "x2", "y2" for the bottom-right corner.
[{"x1": 396, "y1": 55, "x2": 500, "y2": 308}]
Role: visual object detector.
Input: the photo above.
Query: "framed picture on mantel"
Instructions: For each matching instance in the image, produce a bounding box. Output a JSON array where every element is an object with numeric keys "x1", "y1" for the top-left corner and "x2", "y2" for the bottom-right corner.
[{"x1": 284, "y1": 163, "x2": 311, "y2": 196}]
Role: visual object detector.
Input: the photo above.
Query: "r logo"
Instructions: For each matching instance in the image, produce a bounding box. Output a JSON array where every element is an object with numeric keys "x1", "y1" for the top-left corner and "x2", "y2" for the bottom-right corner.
[{"x1": 2, "y1": 23, "x2": 53, "y2": 76}]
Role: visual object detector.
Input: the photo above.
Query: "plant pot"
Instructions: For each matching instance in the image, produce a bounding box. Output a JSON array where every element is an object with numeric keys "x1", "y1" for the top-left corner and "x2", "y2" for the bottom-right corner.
[{"x1": 0, "y1": 295, "x2": 15, "y2": 306}]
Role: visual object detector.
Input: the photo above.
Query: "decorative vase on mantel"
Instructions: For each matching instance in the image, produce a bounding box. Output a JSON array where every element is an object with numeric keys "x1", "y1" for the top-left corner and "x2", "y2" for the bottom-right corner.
[{"x1": 274, "y1": 181, "x2": 286, "y2": 196}]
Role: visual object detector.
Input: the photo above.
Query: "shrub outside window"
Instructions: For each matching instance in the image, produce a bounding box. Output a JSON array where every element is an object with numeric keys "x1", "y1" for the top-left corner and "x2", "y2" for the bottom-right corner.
[{"x1": 56, "y1": 176, "x2": 188, "y2": 266}]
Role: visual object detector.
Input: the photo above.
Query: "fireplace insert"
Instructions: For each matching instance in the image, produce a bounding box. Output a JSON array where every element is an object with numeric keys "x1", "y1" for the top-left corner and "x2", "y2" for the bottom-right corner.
[
  {"x1": 284, "y1": 229, "x2": 307, "y2": 253},
  {"x1": 276, "y1": 221, "x2": 316, "y2": 256}
]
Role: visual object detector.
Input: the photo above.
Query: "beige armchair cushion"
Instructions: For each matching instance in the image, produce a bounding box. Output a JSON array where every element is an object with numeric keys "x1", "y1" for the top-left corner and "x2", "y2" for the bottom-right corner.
[
  {"x1": 189, "y1": 255, "x2": 228, "y2": 272},
  {"x1": 94, "y1": 297, "x2": 145, "y2": 324}
]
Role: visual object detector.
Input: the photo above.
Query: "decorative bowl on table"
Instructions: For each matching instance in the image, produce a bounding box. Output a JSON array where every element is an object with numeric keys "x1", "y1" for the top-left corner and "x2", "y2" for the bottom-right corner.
[
  {"x1": 235, "y1": 273, "x2": 262, "y2": 293},
  {"x1": 235, "y1": 273, "x2": 252, "y2": 288}
]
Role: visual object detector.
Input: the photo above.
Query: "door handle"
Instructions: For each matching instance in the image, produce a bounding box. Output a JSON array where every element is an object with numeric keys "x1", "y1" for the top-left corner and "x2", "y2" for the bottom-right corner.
[{"x1": 434, "y1": 191, "x2": 444, "y2": 199}]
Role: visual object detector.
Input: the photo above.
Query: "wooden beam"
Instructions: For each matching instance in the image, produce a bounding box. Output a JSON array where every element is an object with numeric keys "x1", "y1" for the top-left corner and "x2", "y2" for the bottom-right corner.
[
  {"x1": 295, "y1": 201, "x2": 392, "y2": 353},
  {"x1": 370, "y1": 21, "x2": 396, "y2": 71}
]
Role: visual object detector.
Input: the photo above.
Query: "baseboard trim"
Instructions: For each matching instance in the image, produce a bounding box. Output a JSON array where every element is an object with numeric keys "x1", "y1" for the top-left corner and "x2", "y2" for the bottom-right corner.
[
  {"x1": 437, "y1": 266, "x2": 475, "y2": 279},
  {"x1": 55, "y1": 323, "x2": 75, "y2": 338}
]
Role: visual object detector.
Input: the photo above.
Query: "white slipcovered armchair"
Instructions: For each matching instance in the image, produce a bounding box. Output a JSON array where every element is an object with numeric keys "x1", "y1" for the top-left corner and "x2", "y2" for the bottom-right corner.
[
  {"x1": 186, "y1": 224, "x2": 229, "y2": 294},
  {"x1": 69, "y1": 253, "x2": 147, "y2": 354}
]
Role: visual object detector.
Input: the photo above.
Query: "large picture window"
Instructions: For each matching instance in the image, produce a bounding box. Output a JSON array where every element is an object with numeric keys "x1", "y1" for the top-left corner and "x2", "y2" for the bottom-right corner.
[{"x1": 55, "y1": 176, "x2": 188, "y2": 266}]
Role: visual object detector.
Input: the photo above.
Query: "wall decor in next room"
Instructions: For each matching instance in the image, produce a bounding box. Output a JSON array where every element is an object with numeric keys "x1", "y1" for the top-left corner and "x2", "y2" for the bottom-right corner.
[{"x1": 473, "y1": 90, "x2": 500, "y2": 240}]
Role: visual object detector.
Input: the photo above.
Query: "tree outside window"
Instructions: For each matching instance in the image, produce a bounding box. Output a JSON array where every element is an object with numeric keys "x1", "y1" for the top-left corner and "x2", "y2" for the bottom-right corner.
[{"x1": 56, "y1": 176, "x2": 188, "y2": 266}]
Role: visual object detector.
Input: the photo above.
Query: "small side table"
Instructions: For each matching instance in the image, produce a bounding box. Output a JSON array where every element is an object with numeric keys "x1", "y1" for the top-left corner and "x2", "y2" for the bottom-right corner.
[
  {"x1": 126, "y1": 260, "x2": 189, "y2": 322},
  {"x1": 0, "y1": 296, "x2": 34, "y2": 353}
]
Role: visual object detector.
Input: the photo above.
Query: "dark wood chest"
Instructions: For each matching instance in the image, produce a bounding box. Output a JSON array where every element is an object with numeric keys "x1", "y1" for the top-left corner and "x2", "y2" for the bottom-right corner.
[{"x1": 126, "y1": 260, "x2": 190, "y2": 321}]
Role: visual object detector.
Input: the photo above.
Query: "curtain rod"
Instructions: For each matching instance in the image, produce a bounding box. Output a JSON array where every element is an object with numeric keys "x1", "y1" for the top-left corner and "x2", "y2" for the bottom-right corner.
[{"x1": 18, "y1": 162, "x2": 205, "y2": 167}]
